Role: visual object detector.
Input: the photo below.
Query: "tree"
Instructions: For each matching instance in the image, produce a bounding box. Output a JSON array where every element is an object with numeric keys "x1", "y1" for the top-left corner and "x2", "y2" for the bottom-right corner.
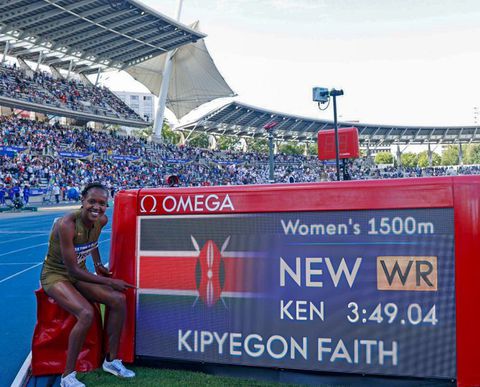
[
  {"x1": 132, "y1": 126, "x2": 152, "y2": 139},
  {"x1": 217, "y1": 135, "x2": 240, "y2": 151},
  {"x1": 417, "y1": 151, "x2": 441, "y2": 167},
  {"x1": 464, "y1": 144, "x2": 480, "y2": 165},
  {"x1": 400, "y1": 152, "x2": 418, "y2": 167},
  {"x1": 374, "y1": 152, "x2": 394, "y2": 165},
  {"x1": 246, "y1": 137, "x2": 269, "y2": 154},
  {"x1": 162, "y1": 124, "x2": 180, "y2": 145},
  {"x1": 278, "y1": 142, "x2": 304, "y2": 155},
  {"x1": 131, "y1": 123, "x2": 180, "y2": 144},
  {"x1": 187, "y1": 133, "x2": 209, "y2": 148},
  {"x1": 441, "y1": 145, "x2": 459, "y2": 166},
  {"x1": 308, "y1": 143, "x2": 318, "y2": 156}
]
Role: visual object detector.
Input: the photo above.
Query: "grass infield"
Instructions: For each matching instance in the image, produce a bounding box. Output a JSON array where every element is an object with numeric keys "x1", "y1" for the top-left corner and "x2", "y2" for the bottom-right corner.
[{"x1": 80, "y1": 366, "x2": 304, "y2": 386}]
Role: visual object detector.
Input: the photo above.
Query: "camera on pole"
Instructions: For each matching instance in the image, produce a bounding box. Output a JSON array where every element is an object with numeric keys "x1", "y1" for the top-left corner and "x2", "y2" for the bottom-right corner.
[
  {"x1": 312, "y1": 87, "x2": 330, "y2": 104},
  {"x1": 313, "y1": 87, "x2": 345, "y2": 181}
]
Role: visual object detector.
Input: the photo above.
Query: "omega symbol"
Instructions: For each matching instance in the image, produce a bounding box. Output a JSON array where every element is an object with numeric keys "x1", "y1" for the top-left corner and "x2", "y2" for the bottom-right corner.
[{"x1": 140, "y1": 195, "x2": 157, "y2": 213}]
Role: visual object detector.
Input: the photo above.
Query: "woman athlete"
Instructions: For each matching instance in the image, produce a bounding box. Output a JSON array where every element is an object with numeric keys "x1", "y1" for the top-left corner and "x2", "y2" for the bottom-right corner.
[{"x1": 40, "y1": 182, "x2": 135, "y2": 387}]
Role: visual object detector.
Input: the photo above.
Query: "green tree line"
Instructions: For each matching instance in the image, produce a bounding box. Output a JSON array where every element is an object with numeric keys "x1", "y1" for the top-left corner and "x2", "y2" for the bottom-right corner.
[
  {"x1": 133, "y1": 126, "x2": 480, "y2": 166},
  {"x1": 374, "y1": 144, "x2": 480, "y2": 167},
  {"x1": 132, "y1": 125, "x2": 319, "y2": 155}
]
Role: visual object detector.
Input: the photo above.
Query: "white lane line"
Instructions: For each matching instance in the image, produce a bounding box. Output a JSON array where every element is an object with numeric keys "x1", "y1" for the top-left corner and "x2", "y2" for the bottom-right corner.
[
  {"x1": 0, "y1": 231, "x2": 50, "y2": 234},
  {"x1": 0, "y1": 238, "x2": 109, "y2": 259},
  {"x1": 0, "y1": 217, "x2": 58, "y2": 225},
  {"x1": 0, "y1": 242, "x2": 48, "y2": 257},
  {"x1": 11, "y1": 351, "x2": 31, "y2": 387},
  {"x1": 0, "y1": 237, "x2": 109, "y2": 259},
  {"x1": 0, "y1": 238, "x2": 110, "y2": 283},
  {"x1": 0, "y1": 234, "x2": 49, "y2": 245},
  {"x1": 0, "y1": 230, "x2": 110, "y2": 235},
  {"x1": 0, "y1": 262, "x2": 42, "y2": 284}
]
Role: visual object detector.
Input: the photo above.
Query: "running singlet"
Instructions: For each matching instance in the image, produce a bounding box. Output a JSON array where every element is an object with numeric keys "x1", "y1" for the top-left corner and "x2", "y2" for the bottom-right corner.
[{"x1": 43, "y1": 210, "x2": 102, "y2": 271}]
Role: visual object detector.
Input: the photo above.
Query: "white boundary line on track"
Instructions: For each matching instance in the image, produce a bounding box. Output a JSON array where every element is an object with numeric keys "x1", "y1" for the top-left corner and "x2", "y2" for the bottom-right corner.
[
  {"x1": 0, "y1": 262, "x2": 39, "y2": 265},
  {"x1": 0, "y1": 238, "x2": 110, "y2": 283},
  {"x1": 0, "y1": 231, "x2": 50, "y2": 234},
  {"x1": 0, "y1": 243, "x2": 48, "y2": 257},
  {"x1": 0, "y1": 263, "x2": 42, "y2": 284},
  {"x1": 0, "y1": 237, "x2": 110, "y2": 259},
  {"x1": 0, "y1": 234, "x2": 49, "y2": 245},
  {"x1": 11, "y1": 351, "x2": 31, "y2": 387}
]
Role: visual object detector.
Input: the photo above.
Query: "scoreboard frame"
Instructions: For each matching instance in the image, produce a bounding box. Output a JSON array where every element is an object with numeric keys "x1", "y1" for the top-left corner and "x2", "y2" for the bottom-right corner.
[{"x1": 109, "y1": 176, "x2": 480, "y2": 386}]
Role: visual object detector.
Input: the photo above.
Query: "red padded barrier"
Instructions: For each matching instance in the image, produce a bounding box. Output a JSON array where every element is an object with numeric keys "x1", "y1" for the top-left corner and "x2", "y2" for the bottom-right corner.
[{"x1": 31, "y1": 288, "x2": 103, "y2": 376}]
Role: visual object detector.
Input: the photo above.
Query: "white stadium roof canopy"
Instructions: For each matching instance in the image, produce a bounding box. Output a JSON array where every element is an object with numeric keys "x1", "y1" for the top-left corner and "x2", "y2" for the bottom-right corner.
[
  {"x1": 177, "y1": 101, "x2": 480, "y2": 146},
  {"x1": 0, "y1": 0, "x2": 206, "y2": 74},
  {"x1": 126, "y1": 21, "x2": 236, "y2": 120}
]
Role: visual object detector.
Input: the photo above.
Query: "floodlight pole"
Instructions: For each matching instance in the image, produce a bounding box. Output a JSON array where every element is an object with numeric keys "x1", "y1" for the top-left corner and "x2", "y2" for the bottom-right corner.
[
  {"x1": 269, "y1": 130, "x2": 275, "y2": 182},
  {"x1": 153, "y1": 0, "x2": 183, "y2": 143},
  {"x1": 313, "y1": 87, "x2": 343, "y2": 181},
  {"x1": 331, "y1": 89, "x2": 343, "y2": 181},
  {"x1": 264, "y1": 121, "x2": 278, "y2": 183}
]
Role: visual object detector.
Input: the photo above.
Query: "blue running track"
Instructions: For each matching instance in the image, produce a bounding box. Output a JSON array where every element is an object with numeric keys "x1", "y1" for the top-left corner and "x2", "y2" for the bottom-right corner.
[{"x1": 0, "y1": 208, "x2": 113, "y2": 386}]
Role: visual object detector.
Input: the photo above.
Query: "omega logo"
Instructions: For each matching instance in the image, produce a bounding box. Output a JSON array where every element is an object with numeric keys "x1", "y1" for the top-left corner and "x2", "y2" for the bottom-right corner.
[
  {"x1": 140, "y1": 195, "x2": 158, "y2": 213},
  {"x1": 162, "y1": 194, "x2": 234, "y2": 213}
]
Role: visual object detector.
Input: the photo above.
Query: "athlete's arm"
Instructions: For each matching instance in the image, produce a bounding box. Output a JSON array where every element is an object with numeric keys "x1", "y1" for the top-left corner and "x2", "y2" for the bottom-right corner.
[{"x1": 58, "y1": 215, "x2": 132, "y2": 290}]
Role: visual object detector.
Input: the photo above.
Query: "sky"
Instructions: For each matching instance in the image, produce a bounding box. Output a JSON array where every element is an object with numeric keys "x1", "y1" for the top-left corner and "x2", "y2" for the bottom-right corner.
[{"x1": 101, "y1": 0, "x2": 480, "y2": 127}]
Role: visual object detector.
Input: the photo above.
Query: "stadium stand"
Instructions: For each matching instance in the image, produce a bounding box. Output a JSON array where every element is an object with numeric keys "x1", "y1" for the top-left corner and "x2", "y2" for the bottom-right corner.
[
  {"x1": 0, "y1": 63, "x2": 143, "y2": 122},
  {"x1": 178, "y1": 101, "x2": 480, "y2": 145},
  {"x1": 1, "y1": 116, "x2": 480, "y2": 208}
]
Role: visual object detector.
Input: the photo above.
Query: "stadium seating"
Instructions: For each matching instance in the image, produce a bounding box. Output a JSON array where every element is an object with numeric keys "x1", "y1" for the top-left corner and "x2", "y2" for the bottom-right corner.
[
  {"x1": 0, "y1": 63, "x2": 143, "y2": 122},
  {"x1": 0, "y1": 116, "x2": 479, "y2": 206}
]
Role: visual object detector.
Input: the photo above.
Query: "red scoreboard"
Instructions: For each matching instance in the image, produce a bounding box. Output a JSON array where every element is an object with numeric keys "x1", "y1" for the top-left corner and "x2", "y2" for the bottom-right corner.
[{"x1": 109, "y1": 177, "x2": 480, "y2": 387}]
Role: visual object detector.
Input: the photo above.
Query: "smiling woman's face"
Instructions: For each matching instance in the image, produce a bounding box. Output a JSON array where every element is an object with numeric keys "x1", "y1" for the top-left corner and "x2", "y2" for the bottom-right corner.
[{"x1": 81, "y1": 188, "x2": 108, "y2": 223}]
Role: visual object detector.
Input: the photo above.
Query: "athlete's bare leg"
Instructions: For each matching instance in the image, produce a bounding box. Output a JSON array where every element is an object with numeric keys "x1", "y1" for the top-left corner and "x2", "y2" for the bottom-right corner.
[
  {"x1": 74, "y1": 281, "x2": 126, "y2": 359},
  {"x1": 45, "y1": 282, "x2": 94, "y2": 376}
]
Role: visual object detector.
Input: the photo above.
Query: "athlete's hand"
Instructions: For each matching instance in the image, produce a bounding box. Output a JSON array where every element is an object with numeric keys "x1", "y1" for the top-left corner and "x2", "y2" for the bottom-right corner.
[
  {"x1": 109, "y1": 278, "x2": 135, "y2": 291},
  {"x1": 95, "y1": 264, "x2": 112, "y2": 277}
]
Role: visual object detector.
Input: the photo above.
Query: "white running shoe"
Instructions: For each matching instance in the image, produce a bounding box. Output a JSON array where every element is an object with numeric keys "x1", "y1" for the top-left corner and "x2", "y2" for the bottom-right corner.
[
  {"x1": 102, "y1": 358, "x2": 136, "y2": 378},
  {"x1": 60, "y1": 371, "x2": 85, "y2": 387}
]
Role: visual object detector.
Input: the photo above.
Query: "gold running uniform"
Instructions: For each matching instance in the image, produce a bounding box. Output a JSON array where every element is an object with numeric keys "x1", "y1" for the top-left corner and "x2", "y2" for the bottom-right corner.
[{"x1": 40, "y1": 210, "x2": 102, "y2": 293}]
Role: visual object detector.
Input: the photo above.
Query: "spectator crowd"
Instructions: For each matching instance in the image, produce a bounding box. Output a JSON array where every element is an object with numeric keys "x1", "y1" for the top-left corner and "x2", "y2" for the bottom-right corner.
[
  {"x1": 1, "y1": 115, "x2": 479, "y2": 207},
  {"x1": 0, "y1": 63, "x2": 143, "y2": 122}
]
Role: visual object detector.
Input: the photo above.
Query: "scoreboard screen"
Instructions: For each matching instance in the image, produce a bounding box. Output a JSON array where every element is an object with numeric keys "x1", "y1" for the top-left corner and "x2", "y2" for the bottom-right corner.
[{"x1": 135, "y1": 208, "x2": 456, "y2": 378}]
